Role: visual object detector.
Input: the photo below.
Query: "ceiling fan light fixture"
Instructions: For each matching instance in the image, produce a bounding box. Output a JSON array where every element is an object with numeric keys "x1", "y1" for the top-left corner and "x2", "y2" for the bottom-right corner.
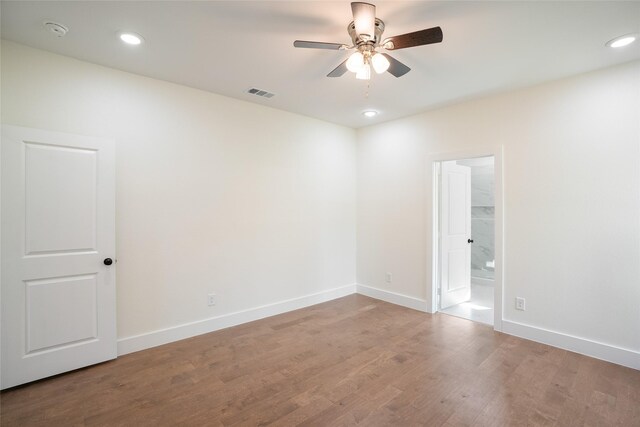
[
  {"x1": 371, "y1": 52, "x2": 390, "y2": 74},
  {"x1": 356, "y1": 63, "x2": 371, "y2": 80},
  {"x1": 346, "y1": 51, "x2": 365, "y2": 72},
  {"x1": 293, "y1": 4, "x2": 444, "y2": 80}
]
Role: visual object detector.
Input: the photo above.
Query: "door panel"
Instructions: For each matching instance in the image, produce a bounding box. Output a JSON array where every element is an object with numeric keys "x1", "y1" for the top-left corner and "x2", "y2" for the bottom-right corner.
[
  {"x1": 26, "y1": 274, "x2": 98, "y2": 354},
  {"x1": 447, "y1": 249, "x2": 467, "y2": 291},
  {"x1": 447, "y1": 172, "x2": 467, "y2": 235},
  {"x1": 1, "y1": 125, "x2": 116, "y2": 389},
  {"x1": 440, "y1": 161, "x2": 471, "y2": 309},
  {"x1": 25, "y1": 143, "x2": 98, "y2": 254}
]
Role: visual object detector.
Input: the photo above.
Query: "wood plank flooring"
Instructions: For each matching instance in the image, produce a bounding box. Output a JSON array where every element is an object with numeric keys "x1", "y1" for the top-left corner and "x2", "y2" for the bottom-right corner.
[{"x1": 2, "y1": 294, "x2": 639, "y2": 426}]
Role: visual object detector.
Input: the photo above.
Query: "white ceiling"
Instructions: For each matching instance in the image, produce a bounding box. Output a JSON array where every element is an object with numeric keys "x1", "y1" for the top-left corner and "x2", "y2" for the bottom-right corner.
[{"x1": 2, "y1": 1, "x2": 639, "y2": 128}]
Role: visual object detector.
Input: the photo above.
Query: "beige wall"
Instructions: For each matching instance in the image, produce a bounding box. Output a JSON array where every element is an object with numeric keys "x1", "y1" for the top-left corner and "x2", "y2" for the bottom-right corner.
[
  {"x1": 357, "y1": 60, "x2": 640, "y2": 352},
  {"x1": 3, "y1": 39, "x2": 639, "y2": 362},
  {"x1": 1, "y1": 41, "x2": 357, "y2": 340}
]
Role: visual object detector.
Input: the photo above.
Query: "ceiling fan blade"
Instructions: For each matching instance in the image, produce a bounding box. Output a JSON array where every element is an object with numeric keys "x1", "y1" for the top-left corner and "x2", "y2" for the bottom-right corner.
[
  {"x1": 293, "y1": 40, "x2": 345, "y2": 50},
  {"x1": 327, "y1": 59, "x2": 349, "y2": 77},
  {"x1": 381, "y1": 54, "x2": 411, "y2": 77},
  {"x1": 383, "y1": 26, "x2": 443, "y2": 50},
  {"x1": 351, "y1": 2, "x2": 376, "y2": 40}
]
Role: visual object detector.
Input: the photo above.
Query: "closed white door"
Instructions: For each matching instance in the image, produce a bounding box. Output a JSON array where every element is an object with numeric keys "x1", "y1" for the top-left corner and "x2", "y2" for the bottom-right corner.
[
  {"x1": 440, "y1": 161, "x2": 471, "y2": 309},
  {"x1": 1, "y1": 125, "x2": 116, "y2": 389}
]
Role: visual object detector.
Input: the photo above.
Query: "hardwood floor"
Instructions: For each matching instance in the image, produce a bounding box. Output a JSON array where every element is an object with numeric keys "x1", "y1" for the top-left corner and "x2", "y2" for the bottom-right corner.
[{"x1": 2, "y1": 294, "x2": 639, "y2": 426}]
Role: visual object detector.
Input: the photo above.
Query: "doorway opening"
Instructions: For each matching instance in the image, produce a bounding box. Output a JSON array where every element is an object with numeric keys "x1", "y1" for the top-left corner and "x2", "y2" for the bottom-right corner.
[{"x1": 435, "y1": 156, "x2": 496, "y2": 326}]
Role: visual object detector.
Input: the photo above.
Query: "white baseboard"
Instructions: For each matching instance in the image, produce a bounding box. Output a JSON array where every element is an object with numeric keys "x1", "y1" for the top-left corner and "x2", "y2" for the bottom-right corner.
[
  {"x1": 118, "y1": 284, "x2": 356, "y2": 356},
  {"x1": 502, "y1": 320, "x2": 640, "y2": 370},
  {"x1": 356, "y1": 284, "x2": 428, "y2": 312},
  {"x1": 118, "y1": 282, "x2": 638, "y2": 372}
]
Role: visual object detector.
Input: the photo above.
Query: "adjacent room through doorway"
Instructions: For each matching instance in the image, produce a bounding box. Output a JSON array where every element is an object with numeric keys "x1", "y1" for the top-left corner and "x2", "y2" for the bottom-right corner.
[{"x1": 437, "y1": 156, "x2": 495, "y2": 325}]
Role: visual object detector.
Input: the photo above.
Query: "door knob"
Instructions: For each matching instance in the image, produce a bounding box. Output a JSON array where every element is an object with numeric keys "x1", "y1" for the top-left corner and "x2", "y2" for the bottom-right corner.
[
  {"x1": 103, "y1": 258, "x2": 113, "y2": 266},
  {"x1": 467, "y1": 239, "x2": 474, "y2": 244}
]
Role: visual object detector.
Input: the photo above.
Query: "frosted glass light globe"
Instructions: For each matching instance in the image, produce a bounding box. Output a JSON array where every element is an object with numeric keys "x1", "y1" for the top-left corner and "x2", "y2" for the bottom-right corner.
[
  {"x1": 346, "y1": 52, "x2": 365, "y2": 73},
  {"x1": 371, "y1": 52, "x2": 390, "y2": 74},
  {"x1": 356, "y1": 63, "x2": 371, "y2": 80}
]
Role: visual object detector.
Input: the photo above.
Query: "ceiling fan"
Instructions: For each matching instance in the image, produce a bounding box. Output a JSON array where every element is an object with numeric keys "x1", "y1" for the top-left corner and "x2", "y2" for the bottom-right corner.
[{"x1": 293, "y1": 2, "x2": 443, "y2": 79}]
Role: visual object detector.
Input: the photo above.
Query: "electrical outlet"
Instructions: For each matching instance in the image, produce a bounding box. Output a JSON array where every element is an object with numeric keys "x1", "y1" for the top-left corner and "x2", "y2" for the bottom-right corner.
[
  {"x1": 385, "y1": 272, "x2": 392, "y2": 283},
  {"x1": 207, "y1": 293, "x2": 216, "y2": 306},
  {"x1": 515, "y1": 297, "x2": 525, "y2": 311}
]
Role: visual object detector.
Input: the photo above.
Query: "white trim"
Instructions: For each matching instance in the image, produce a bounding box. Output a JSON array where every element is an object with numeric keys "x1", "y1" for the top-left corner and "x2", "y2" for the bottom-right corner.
[
  {"x1": 118, "y1": 284, "x2": 356, "y2": 355},
  {"x1": 356, "y1": 284, "x2": 429, "y2": 312},
  {"x1": 117, "y1": 282, "x2": 640, "y2": 371},
  {"x1": 502, "y1": 320, "x2": 640, "y2": 370},
  {"x1": 426, "y1": 147, "x2": 504, "y2": 332}
]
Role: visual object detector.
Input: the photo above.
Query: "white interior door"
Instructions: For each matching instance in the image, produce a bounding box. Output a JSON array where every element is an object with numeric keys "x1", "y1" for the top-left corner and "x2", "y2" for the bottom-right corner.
[
  {"x1": 1, "y1": 125, "x2": 116, "y2": 389},
  {"x1": 440, "y1": 161, "x2": 471, "y2": 309}
]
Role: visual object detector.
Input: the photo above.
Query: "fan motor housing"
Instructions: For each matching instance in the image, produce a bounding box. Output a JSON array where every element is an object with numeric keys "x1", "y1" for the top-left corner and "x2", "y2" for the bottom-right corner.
[{"x1": 348, "y1": 18, "x2": 385, "y2": 47}]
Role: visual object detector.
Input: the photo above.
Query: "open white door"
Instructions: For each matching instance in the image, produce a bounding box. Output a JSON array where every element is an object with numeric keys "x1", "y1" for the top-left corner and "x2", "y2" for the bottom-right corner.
[
  {"x1": 440, "y1": 161, "x2": 471, "y2": 309},
  {"x1": 1, "y1": 125, "x2": 116, "y2": 389}
]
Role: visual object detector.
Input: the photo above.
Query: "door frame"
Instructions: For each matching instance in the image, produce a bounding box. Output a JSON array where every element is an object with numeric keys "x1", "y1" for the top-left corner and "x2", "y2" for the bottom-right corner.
[{"x1": 425, "y1": 146, "x2": 504, "y2": 331}]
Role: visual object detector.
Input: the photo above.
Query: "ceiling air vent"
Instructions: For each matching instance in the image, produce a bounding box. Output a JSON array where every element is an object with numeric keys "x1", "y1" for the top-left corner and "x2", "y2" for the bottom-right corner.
[{"x1": 247, "y1": 88, "x2": 275, "y2": 99}]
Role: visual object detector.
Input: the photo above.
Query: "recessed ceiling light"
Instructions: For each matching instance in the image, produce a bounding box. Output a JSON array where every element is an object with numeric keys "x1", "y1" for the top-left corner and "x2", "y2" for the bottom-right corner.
[
  {"x1": 119, "y1": 32, "x2": 144, "y2": 45},
  {"x1": 606, "y1": 34, "x2": 637, "y2": 48},
  {"x1": 363, "y1": 110, "x2": 378, "y2": 118}
]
